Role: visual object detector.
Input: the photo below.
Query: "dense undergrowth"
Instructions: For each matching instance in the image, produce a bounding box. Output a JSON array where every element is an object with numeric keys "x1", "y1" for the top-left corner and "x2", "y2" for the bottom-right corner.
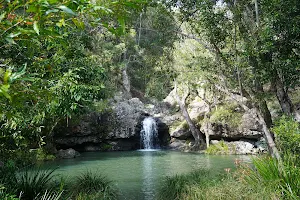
[
  {"x1": 0, "y1": 165, "x2": 117, "y2": 200},
  {"x1": 158, "y1": 155, "x2": 300, "y2": 200},
  {"x1": 159, "y1": 117, "x2": 300, "y2": 200}
]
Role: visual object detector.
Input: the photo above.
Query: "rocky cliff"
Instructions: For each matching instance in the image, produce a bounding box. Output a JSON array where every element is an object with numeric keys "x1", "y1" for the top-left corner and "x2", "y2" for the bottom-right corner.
[
  {"x1": 54, "y1": 88, "x2": 268, "y2": 155},
  {"x1": 53, "y1": 92, "x2": 170, "y2": 152},
  {"x1": 163, "y1": 88, "x2": 267, "y2": 154}
]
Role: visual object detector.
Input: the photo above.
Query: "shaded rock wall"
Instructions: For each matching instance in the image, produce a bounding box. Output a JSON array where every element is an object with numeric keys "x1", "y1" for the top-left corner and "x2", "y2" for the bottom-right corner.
[{"x1": 53, "y1": 94, "x2": 170, "y2": 152}]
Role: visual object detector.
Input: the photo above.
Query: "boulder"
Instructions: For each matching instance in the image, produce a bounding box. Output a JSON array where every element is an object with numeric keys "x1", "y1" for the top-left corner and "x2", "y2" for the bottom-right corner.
[
  {"x1": 163, "y1": 89, "x2": 177, "y2": 107},
  {"x1": 57, "y1": 148, "x2": 80, "y2": 159},
  {"x1": 232, "y1": 141, "x2": 255, "y2": 155},
  {"x1": 170, "y1": 123, "x2": 192, "y2": 140},
  {"x1": 208, "y1": 140, "x2": 263, "y2": 155},
  {"x1": 169, "y1": 138, "x2": 188, "y2": 150},
  {"x1": 201, "y1": 108, "x2": 263, "y2": 140}
]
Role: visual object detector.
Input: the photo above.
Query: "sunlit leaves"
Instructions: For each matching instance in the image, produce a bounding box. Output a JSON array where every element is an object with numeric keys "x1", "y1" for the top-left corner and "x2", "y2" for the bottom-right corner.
[
  {"x1": 57, "y1": 5, "x2": 77, "y2": 16},
  {"x1": 33, "y1": 21, "x2": 39, "y2": 35}
]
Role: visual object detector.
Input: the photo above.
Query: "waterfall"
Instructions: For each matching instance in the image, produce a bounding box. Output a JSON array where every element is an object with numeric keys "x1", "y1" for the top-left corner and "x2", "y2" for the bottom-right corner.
[{"x1": 140, "y1": 117, "x2": 159, "y2": 149}]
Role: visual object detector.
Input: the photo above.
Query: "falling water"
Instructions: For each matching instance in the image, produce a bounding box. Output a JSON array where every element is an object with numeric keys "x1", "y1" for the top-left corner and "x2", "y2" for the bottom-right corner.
[{"x1": 140, "y1": 117, "x2": 159, "y2": 149}]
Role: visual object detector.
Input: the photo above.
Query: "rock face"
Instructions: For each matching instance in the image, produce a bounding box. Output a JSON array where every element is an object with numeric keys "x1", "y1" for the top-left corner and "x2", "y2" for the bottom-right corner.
[
  {"x1": 201, "y1": 109, "x2": 263, "y2": 141},
  {"x1": 53, "y1": 87, "x2": 268, "y2": 155},
  {"x1": 53, "y1": 93, "x2": 170, "y2": 152},
  {"x1": 209, "y1": 139, "x2": 267, "y2": 154},
  {"x1": 162, "y1": 89, "x2": 266, "y2": 154},
  {"x1": 57, "y1": 148, "x2": 80, "y2": 159}
]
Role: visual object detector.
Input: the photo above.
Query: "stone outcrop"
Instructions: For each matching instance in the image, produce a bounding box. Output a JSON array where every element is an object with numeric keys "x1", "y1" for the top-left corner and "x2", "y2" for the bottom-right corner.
[
  {"x1": 53, "y1": 93, "x2": 170, "y2": 152},
  {"x1": 209, "y1": 139, "x2": 267, "y2": 154},
  {"x1": 162, "y1": 89, "x2": 267, "y2": 154},
  {"x1": 201, "y1": 108, "x2": 263, "y2": 141},
  {"x1": 53, "y1": 86, "x2": 269, "y2": 155},
  {"x1": 57, "y1": 148, "x2": 80, "y2": 159}
]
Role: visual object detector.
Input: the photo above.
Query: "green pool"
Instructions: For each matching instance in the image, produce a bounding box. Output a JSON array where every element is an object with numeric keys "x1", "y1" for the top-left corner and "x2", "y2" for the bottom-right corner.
[{"x1": 43, "y1": 150, "x2": 251, "y2": 200}]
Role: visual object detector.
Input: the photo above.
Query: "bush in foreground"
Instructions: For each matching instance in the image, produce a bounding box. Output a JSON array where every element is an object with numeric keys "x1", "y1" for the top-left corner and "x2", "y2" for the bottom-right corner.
[
  {"x1": 158, "y1": 168, "x2": 275, "y2": 200},
  {"x1": 0, "y1": 163, "x2": 118, "y2": 200},
  {"x1": 66, "y1": 171, "x2": 118, "y2": 200},
  {"x1": 159, "y1": 153, "x2": 300, "y2": 200}
]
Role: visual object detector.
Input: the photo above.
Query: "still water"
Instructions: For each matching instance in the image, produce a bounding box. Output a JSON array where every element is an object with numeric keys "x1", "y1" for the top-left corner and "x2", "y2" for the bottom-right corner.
[{"x1": 44, "y1": 150, "x2": 250, "y2": 200}]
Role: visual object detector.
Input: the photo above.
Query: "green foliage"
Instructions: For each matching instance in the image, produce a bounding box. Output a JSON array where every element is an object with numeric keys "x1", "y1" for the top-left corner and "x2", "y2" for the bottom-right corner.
[
  {"x1": 70, "y1": 171, "x2": 117, "y2": 200},
  {"x1": 0, "y1": 163, "x2": 58, "y2": 200},
  {"x1": 126, "y1": 4, "x2": 178, "y2": 100},
  {"x1": 272, "y1": 116, "x2": 300, "y2": 158},
  {"x1": 16, "y1": 168, "x2": 57, "y2": 200},
  {"x1": 35, "y1": 149, "x2": 56, "y2": 161},
  {"x1": 210, "y1": 104, "x2": 242, "y2": 129},
  {"x1": 246, "y1": 155, "x2": 300, "y2": 199},
  {"x1": 0, "y1": 164, "x2": 118, "y2": 200},
  {"x1": 158, "y1": 169, "x2": 222, "y2": 200},
  {"x1": 205, "y1": 140, "x2": 231, "y2": 155},
  {"x1": 0, "y1": 187, "x2": 19, "y2": 200},
  {"x1": 101, "y1": 143, "x2": 113, "y2": 151},
  {"x1": 0, "y1": 0, "x2": 149, "y2": 162},
  {"x1": 158, "y1": 168, "x2": 274, "y2": 200}
]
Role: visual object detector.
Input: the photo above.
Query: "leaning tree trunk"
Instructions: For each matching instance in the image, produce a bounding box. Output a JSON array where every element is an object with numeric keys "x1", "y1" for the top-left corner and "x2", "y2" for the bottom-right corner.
[
  {"x1": 174, "y1": 82, "x2": 205, "y2": 149},
  {"x1": 254, "y1": 106, "x2": 281, "y2": 161}
]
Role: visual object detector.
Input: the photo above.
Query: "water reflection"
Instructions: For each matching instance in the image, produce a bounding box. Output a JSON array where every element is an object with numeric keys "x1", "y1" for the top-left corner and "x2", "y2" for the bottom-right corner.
[{"x1": 141, "y1": 151, "x2": 155, "y2": 200}]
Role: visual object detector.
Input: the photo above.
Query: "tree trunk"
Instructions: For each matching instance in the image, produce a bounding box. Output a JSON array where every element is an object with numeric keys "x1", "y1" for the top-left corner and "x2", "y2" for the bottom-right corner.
[
  {"x1": 272, "y1": 72, "x2": 300, "y2": 122},
  {"x1": 122, "y1": 51, "x2": 131, "y2": 94},
  {"x1": 174, "y1": 82, "x2": 205, "y2": 149},
  {"x1": 196, "y1": 88, "x2": 213, "y2": 148},
  {"x1": 254, "y1": 106, "x2": 281, "y2": 161}
]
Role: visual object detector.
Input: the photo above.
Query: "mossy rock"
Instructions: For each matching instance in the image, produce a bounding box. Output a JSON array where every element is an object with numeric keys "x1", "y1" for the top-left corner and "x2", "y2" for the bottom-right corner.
[
  {"x1": 210, "y1": 103, "x2": 242, "y2": 129},
  {"x1": 205, "y1": 141, "x2": 236, "y2": 155}
]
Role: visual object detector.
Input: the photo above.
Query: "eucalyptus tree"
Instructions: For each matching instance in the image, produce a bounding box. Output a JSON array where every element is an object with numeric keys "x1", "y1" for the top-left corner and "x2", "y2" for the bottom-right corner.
[{"x1": 163, "y1": 0, "x2": 300, "y2": 159}]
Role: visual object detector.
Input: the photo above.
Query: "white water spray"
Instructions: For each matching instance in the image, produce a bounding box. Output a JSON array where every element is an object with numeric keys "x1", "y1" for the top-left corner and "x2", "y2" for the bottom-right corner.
[{"x1": 140, "y1": 117, "x2": 159, "y2": 149}]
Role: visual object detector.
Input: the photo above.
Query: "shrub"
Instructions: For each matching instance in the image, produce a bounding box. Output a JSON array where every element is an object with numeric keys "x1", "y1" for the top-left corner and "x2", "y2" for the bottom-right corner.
[
  {"x1": 0, "y1": 185, "x2": 20, "y2": 200},
  {"x1": 0, "y1": 160, "x2": 18, "y2": 192},
  {"x1": 246, "y1": 155, "x2": 300, "y2": 199},
  {"x1": 272, "y1": 116, "x2": 300, "y2": 158},
  {"x1": 35, "y1": 149, "x2": 56, "y2": 162},
  {"x1": 16, "y1": 167, "x2": 57, "y2": 200},
  {"x1": 158, "y1": 169, "x2": 224, "y2": 200},
  {"x1": 0, "y1": 163, "x2": 60, "y2": 200},
  {"x1": 70, "y1": 171, "x2": 117, "y2": 200},
  {"x1": 34, "y1": 190, "x2": 63, "y2": 200},
  {"x1": 158, "y1": 168, "x2": 275, "y2": 200}
]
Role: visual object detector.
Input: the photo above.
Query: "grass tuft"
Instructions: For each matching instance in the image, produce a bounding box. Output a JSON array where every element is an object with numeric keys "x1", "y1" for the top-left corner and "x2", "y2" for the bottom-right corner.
[
  {"x1": 70, "y1": 171, "x2": 118, "y2": 200},
  {"x1": 16, "y1": 167, "x2": 57, "y2": 200}
]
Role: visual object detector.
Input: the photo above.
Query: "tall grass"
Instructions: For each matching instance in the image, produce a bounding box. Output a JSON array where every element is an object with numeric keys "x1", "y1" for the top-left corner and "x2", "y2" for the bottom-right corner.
[
  {"x1": 246, "y1": 155, "x2": 300, "y2": 199},
  {"x1": 16, "y1": 167, "x2": 57, "y2": 199},
  {"x1": 158, "y1": 168, "x2": 278, "y2": 200},
  {"x1": 1, "y1": 162, "x2": 118, "y2": 200},
  {"x1": 158, "y1": 169, "x2": 224, "y2": 200},
  {"x1": 0, "y1": 164, "x2": 60, "y2": 200},
  {"x1": 68, "y1": 171, "x2": 118, "y2": 200}
]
